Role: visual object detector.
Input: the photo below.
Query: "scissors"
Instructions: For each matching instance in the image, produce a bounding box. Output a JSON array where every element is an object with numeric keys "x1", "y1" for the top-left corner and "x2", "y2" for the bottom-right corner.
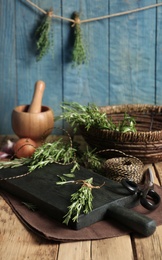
[{"x1": 121, "y1": 168, "x2": 161, "y2": 210}]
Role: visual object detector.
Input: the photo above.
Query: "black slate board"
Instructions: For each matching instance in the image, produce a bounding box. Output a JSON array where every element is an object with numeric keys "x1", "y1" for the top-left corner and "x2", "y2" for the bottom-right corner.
[{"x1": 0, "y1": 163, "x2": 156, "y2": 236}]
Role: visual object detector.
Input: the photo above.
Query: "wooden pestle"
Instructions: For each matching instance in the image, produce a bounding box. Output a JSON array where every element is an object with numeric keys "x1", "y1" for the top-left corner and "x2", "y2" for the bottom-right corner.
[{"x1": 28, "y1": 81, "x2": 46, "y2": 113}]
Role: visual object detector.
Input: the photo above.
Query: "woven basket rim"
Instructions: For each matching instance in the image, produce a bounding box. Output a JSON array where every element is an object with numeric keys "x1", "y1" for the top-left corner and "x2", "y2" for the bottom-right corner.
[
  {"x1": 80, "y1": 104, "x2": 162, "y2": 143},
  {"x1": 99, "y1": 104, "x2": 162, "y2": 114},
  {"x1": 99, "y1": 104, "x2": 162, "y2": 140}
]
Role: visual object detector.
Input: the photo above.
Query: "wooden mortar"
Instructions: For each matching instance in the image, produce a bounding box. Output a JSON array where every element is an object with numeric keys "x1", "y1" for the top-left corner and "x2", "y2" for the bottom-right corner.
[{"x1": 11, "y1": 81, "x2": 54, "y2": 142}]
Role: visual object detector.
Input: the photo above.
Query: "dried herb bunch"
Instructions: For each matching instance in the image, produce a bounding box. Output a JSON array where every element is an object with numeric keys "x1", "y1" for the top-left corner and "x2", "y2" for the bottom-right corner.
[
  {"x1": 35, "y1": 10, "x2": 53, "y2": 61},
  {"x1": 57, "y1": 178, "x2": 94, "y2": 225},
  {"x1": 57, "y1": 177, "x2": 105, "y2": 225},
  {"x1": 72, "y1": 12, "x2": 86, "y2": 66},
  {"x1": 59, "y1": 102, "x2": 137, "y2": 133}
]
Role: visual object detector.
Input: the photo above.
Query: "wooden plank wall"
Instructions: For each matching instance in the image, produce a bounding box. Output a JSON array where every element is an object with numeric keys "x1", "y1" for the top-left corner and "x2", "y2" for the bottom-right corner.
[{"x1": 0, "y1": 0, "x2": 162, "y2": 134}]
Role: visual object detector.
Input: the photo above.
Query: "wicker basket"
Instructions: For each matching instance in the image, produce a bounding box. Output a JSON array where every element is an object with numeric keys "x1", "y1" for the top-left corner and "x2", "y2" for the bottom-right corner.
[{"x1": 80, "y1": 104, "x2": 162, "y2": 164}]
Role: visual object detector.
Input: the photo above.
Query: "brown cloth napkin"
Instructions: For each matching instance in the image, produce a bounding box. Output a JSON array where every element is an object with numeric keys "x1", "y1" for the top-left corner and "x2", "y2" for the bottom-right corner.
[{"x1": 1, "y1": 185, "x2": 162, "y2": 242}]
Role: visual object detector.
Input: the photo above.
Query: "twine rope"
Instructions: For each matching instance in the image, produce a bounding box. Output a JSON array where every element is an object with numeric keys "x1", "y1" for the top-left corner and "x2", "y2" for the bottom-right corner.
[
  {"x1": 26, "y1": 0, "x2": 74, "y2": 23},
  {"x1": 0, "y1": 171, "x2": 31, "y2": 181},
  {"x1": 26, "y1": 0, "x2": 162, "y2": 25},
  {"x1": 96, "y1": 148, "x2": 143, "y2": 164},
  {"x1": 75, "y1": 179, "x2": 105, "y2": 189}
]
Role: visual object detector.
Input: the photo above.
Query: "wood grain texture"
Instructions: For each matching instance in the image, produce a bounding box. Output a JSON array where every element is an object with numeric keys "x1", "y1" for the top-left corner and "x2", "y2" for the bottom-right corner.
[
  {"x1": 62, "y1": 0, "x2": 110, "y2": 106},
  {"x1": 0, "y1": 0, "x2": 17, "y2": 134},
  {"x1": 109, "y1": 0, "x2": 156, "y2": 105},
  {"x1": 154, "y1": 162, "x2": 162, "y2": 186},
  {"x1": 0, "y1": 196, "x2": 58, "y2": 260},
  {"x1": 132, "y1": 165, "x2": 162, "y2": 260},
  {"x1": 133, "y1": 226, "x2": 162, "y2": 260},
  {"x1": 58, "y1": 241, "x2": 91, "y2": 260},
  {"x1": 156, "y1": 0, "x2": 162, "y2": 105},
  {"x1": 15, "y1": 0, "x2": 63, "y2": 134},
  {"x1": 0, "y1": 0, "x2": 162, "y2": 135},
  {"x1": 92, "y1": 236, "x2": 133, "y2": 260},
  {"x1": 0, "y1": 135, "x2": 162, "y2": 260}
]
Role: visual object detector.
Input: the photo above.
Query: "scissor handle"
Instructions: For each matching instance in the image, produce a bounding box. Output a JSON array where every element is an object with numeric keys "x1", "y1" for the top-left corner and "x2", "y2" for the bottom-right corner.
[
  {"x1": 122, "y1": 179, "x2": 161, "y2": 210},
  {"x1": 140, "y1": 189, "x2": 161, "y2": 210},
  {"x1": 121, "y1": 179, "x2": 138, "y2": 194}
]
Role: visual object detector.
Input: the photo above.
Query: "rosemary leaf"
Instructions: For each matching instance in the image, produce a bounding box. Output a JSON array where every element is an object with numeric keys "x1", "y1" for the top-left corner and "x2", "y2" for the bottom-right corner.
[
  {"x1": 0, "y1": 158, "x2": 31, "y2": 169},
  {"x1": 63, "y1": 173, "x2": 76, "y2": 178}
]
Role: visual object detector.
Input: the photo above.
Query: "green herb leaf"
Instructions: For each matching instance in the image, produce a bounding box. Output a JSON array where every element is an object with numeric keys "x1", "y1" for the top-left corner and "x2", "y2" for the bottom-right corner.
[{"x1": 63, "y1": 173, "x2": 76, "y2": 178}]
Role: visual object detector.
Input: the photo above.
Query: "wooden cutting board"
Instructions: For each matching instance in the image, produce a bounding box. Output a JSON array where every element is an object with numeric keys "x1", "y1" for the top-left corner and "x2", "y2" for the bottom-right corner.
[{"x1": 0, "y1": 163, "x2": 156, "y2": 236}]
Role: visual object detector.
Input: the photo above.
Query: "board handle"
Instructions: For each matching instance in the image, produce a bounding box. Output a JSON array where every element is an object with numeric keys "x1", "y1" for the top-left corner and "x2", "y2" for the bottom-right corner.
[{"x1": 107, "y1": 205, "x2": 156, "y2": 237}]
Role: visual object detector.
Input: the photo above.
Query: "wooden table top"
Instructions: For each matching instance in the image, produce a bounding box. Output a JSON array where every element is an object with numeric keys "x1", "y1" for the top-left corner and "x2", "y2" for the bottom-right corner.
[{"x1": 0, "y1": 135, "x2": 162, "y2": 260}]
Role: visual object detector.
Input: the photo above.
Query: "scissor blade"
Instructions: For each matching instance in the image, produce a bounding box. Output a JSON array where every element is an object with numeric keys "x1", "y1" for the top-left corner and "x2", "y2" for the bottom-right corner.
[
  {"x1": 148, "y1": 168, "x2": 154, "y2": 185},
  {"x1": 144, "y1": 168, "x2": 154, "y2": 188}
]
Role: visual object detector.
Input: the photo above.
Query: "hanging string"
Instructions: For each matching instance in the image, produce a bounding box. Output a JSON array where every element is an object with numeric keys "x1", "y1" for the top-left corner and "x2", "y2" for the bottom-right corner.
[
  {"x1": 26, "y1": 0, "x2": 75, "y2": 23},
  {"x1": 25, "y1": 0, "x2": 162, "y2": 25},
  {"x1": 80, "y1": 2, "x2": 162, "y2": 24}
]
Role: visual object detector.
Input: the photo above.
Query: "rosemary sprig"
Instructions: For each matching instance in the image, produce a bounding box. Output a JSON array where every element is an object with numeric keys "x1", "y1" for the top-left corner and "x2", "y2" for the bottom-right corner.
[
  {"x1": 78, "y1": 147, "x2": 102, "y2": 172},
  {"x1": 72, "y1": 12, "x2": 86, "y2": 66},
  {"x1": 59, "y1": 102, "x2": 113, "y2": 132},
  {"x1": 0, "y1": 158, "x2": 30, "y2": 169},
  {"x1": 35, "y1": 11, "x2": 53, "y2": 61},
  {"x1": 59, "y1": 178, "x2": 94, "y2": 225},
  {"x1": 58, "y1": 102, "x2": 137, "y2": 133},
  {"x1": 0, "y1": 139, "x2": 79, "y2": 173},
  {"x1": 28, "y1": 139, "x2": 79, "y2": 172}
]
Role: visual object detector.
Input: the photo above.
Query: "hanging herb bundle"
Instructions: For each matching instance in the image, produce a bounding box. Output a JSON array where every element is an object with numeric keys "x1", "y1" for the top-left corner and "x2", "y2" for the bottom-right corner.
[
  {"x1": 35, "y1": 10, "x2": 53, "y2": 61},
  {"x1": 72, "y1": 12, "x2": 86, "y2": 66}
]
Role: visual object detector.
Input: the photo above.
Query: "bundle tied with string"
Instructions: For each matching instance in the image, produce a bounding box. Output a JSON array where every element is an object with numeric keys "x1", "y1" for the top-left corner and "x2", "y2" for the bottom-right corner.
[
  {"x1": 100, "y1": 149, "x2": 144, "y2": 183},
  {"x1": 80, "y1": 104, "x2": 162, "y2": 164}
]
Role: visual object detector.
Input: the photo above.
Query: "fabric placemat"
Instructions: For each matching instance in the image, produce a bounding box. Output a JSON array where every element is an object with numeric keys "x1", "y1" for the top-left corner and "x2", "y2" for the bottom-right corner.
[{"x1": 1, "y1": 184, "x2": 162, "y2": 242}]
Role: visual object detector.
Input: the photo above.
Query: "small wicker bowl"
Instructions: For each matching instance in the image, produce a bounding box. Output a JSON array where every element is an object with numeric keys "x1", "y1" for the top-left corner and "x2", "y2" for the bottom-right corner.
[{"x1": 80, "y1": 104, "x2": 162, "y2": 164}]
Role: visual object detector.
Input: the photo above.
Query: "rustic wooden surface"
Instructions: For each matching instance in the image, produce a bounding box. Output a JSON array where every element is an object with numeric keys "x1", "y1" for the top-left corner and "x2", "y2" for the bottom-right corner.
[
  {"x1": 1, "y1": 0, "x2": 162, "y2": 135},
  {"x1": 0, "y1": 135, "x2": 162, "y2": 260}
]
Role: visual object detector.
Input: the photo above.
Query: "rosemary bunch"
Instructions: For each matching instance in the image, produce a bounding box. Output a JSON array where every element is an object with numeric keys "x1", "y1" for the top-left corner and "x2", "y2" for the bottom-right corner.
[
  {"x1": 35, "y1": 11, "x2": 53, "y2": 61},
  {"x1": 28, "y1": 139, "x2": 79, "y2": 172},
  {"x1": 59, "y1": 102, "x2": 114, "y2": 132},
  {"x1": 60, "y1": 178, "x2": 94, "y2": 225},
  {"x1": 72, "y1": 12, "x2": 86, "y2": 66},
  {"x1": 0, "y1": 139, "x2": 79, "y2": 173},
  {"x1": 59, "y1": 102, "x2": 137, "y2": 133}
]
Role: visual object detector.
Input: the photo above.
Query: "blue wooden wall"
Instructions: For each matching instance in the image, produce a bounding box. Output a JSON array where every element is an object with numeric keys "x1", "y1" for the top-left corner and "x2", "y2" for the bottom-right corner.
[{"x1": 0, "y1": 0, "x2": 162, "y2": 134}]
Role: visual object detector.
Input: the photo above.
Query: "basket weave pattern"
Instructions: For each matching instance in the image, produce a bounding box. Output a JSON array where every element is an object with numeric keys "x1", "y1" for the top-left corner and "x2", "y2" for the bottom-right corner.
[{"x1": 80, "y1": 104, "x2": 162, "y2": 164}]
